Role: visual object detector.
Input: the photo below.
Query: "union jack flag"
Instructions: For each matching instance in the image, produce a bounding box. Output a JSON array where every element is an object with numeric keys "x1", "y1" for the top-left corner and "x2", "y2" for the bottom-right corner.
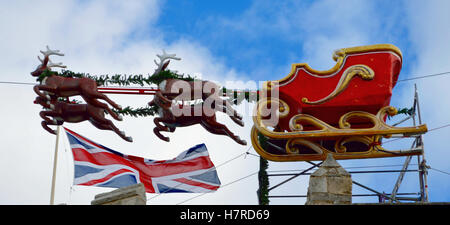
[{"x1": 64, "y1": 127, "x2": 221, "y2": 193}]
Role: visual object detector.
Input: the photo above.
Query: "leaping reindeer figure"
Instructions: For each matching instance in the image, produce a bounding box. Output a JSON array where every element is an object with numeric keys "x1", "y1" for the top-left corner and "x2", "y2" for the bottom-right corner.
[
  {"x1": 152, "y1": 51, "x2": 244, "y2": 127},
  {"x1": 34, "y1": 96, "x2": 133, "y2": 142},
  {"x1": 31, "y1": 46, "x2": 124, "y2": 122},
  {"x1": 149, "y1": 91, "x2": 247, "y2": 145}
]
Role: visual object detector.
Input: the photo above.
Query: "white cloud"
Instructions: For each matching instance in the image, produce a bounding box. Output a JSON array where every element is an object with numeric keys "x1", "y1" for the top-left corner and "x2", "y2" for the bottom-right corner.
[{"x1": 0, "y1": 0, "x2": 258, "y2": 205}]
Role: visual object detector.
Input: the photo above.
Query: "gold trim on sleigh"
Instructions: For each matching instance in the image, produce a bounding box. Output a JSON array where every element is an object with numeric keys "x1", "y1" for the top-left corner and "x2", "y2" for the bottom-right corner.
[
  {"x1": 251, "y1": 127, "x2": 424, "y2": 161},
  {"x1": 264, "y1": 44, "x2": 402, "y2": 92},
  {"x1": 252, "y1": 100, "x2": 427, "y2": 161},
  {"x1": 254, "y1": 99, "x2": 427, "y2": 139},
  {"x1": 301, "y1": 64, "x2": 375, "y2": 105}
]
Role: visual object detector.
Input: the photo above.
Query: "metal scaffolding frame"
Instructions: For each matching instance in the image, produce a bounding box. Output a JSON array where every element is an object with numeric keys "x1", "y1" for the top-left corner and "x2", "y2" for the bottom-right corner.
[{"x1": 262, "y1": 85, "x2": 429, "y2": 204}]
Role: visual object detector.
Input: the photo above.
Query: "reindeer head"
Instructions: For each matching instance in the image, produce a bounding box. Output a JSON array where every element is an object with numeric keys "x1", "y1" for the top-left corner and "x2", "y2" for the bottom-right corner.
[
  {"x1": 33, "y1": 96, "x2": 51, "y2": 108},
  {"x1": 152, "y1": 49, "x2": 181, "y2": 75},
  {"x1": 31, "y1": 45, "x2": 67, "y2": 77}
]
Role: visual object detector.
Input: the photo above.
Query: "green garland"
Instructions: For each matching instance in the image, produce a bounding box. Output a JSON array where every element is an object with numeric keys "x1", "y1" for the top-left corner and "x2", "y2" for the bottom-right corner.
[
  {"x1": 222, "y1": 87, "x2": 259, "y2": 105},
  {"x1": 388, "y1": 107, "x2": 414, "y2": 120},
  {"x1": 397, "y1": 107, "x2": 414, "y2": 116},
  {"x1": 38, "y1": 69, "x2": 195, "y2": 86},
  {"x1": 38, "y1": 69, "x2": 258, "y2": 109},
  {"x1": 36, "y1": 68, "x2": 260, "y2": 118},
  {"x1": 112, "y1": 105, "x2": 159, "y2": 117}
]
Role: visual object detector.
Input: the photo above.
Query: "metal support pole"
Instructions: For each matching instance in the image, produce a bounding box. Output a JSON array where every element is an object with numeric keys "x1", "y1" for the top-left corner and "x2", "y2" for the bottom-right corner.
[
  {"x1": 390, "y1": 155, "x2": 412, "y2": 202},
  {"x1": 389, "y1": 85, "x2": 429, "y2": 203},
  {"x1": 268, "y1": 169, "x2": 419, "y2": 177},
  {"x1": 268, "y1": 161, "x2": 321, "y2": 192},
  {"x1": 353, "y1": 181, "x2": 398, "y2": 202},
  {"x1": 415, "y1": 84, "x2": 428, "y2": 202},
  {"x1": 268, "y1": 193, "x2": 419, "y2": 198},
  {"x1": 389, "y1": 87, "x2": 418, "y2": 202},
  {"x1": 50, "y1": 125, "x2": 61, "y2": 205}
]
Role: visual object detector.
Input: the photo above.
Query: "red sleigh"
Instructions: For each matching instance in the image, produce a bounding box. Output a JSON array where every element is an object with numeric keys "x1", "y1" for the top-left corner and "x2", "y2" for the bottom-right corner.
[{"x1": 252, "y1": 44, "x2": 427, "y2": 161}]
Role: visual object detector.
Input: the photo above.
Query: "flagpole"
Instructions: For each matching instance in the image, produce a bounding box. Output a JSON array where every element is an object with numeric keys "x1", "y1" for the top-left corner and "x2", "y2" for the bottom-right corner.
[{"x1": 50, "y1": 125, "x2": 61, "y2": 205}]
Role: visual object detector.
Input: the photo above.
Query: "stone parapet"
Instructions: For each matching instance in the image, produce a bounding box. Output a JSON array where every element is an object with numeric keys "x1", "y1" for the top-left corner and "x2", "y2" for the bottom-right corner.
[
  {"x1": 91, "y1": 183, "x2": 146, "y2": 205},
  {"x1": 306, "y1": 154, "x2": 352, "y2": 205}
]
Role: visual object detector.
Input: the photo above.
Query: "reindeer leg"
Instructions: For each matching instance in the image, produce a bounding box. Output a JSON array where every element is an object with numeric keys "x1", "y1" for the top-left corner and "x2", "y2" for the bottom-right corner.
[
  {"x1": 154, "y1": 127, "x2": 170, "y2": 142},
  {"x1": 214, "y1": 103, "x2": 244, "y2": 127},
  {"x1": 168, "y1": 126, "x2": 176, "y2": 132},
  {"x1": 81, "y1": 87, "x2": 122, "y2": 110},
  {"x1": 41, "y1": 121, "x2": 57, "y2": 135},
  {"x1": 229, "y1": 115, "x2": 244, "y2": 127},
  {"x1": 153, "y1": 117, "x2": 170, "y2": 131},
  {"x1": 221, "y1": 97, "x2": 243, "y2": 120},
  {"x1": 40, "y1": 111, "x2": 55, "y2": 124},
  {"x1": 200, "y1": 117, "x2": 247, "y2": 145},
  {"x1": 82, "y1": 97, "x2": 123, "y2": 121},
  {"x1": 89, "y1": 119, "x2": 133, "y2": 142},
  {"x1": 34, "y1": 85, "x2": 55, "y2": 100},
  {"x1": 88, "y1": 109, "x2": 132, "y2": 142},
  {"x1": 153, "y1": 117, "x2": 173, "y2": 142},
  {"x1": 232, "y1": 116, "x2": 244, "y2": 127},
  {"x1": 39, "y1": 110, "x2": 64, "y2": 126},
  {"x1": 210, "y1": 94, "x2": 243, "y2": 121},
  {"x1": 40, "y1": 111, "x2": 62, "y2": 135}
]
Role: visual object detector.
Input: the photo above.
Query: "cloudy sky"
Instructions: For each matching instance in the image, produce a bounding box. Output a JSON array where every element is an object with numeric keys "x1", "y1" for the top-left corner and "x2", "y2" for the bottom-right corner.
[{"x1": 0, "y1": 0, "x2": 449, "y2": 205}]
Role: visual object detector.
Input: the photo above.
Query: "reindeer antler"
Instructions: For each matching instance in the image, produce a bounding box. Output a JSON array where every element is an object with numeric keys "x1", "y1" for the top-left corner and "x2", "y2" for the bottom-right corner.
[
  {"x1": 40, "y1": 45, "x2": 64, "y2": 57},
  {"x1": 153, "y1": 49, "x2": 181, "y2": 75},
  {"x1": 47, "y1": 59, "x2": 67, "y2": 69},
  {"x1": 37, "y1": 45, "x2": 66, "y2": 70}
]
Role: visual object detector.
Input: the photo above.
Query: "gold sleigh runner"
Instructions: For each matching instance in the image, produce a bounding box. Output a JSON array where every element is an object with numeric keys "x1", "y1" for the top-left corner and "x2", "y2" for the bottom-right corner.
[{"x1": 252, "y1": 104, "x2": 427, "y2": 161}]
